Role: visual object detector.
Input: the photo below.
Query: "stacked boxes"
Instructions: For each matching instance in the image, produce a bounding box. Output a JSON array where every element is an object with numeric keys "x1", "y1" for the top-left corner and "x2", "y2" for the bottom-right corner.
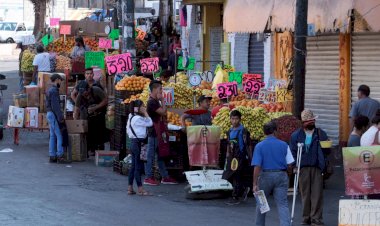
[
  {"x1": 66, "y1": 120, "x2": 88, "y2": 162},
  {"x1": 24, "y1": 107, "x2": 39, "y2": 128}
]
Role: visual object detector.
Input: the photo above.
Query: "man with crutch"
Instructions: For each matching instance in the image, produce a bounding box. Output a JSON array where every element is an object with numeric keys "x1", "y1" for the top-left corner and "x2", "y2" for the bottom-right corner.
[{"x1": 290, "y1": 109, "x2": 329, "y2": 226}]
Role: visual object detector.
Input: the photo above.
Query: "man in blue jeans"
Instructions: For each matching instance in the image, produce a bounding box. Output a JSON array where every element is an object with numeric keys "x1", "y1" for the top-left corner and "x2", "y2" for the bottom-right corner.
[
  {"x1": 144, "y1": 80, "x2": 178, "y2": 186},
  {"x1": 252, "y1": 121, "x2": 294, "y2": 226},
  {"x1": 46, "y1": 74, "x2": 67, "y2": 163}
]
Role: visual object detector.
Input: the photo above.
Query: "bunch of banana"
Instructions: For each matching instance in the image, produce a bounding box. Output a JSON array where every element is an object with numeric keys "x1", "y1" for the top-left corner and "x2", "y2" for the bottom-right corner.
[
  {"x1": 232, "y1": 106, "x2": 270, "y2": 140},
  {"x1": 164, "y1": 82, "x2": 194, "y2": 109},
  {"x1": 212, "y1": 107, "x2": 231, "y2": 139},
  {"x1": 139, "y1": 83, "x2": 150, "y2": 104},
  {"x1": 268, "y1": 112, "x2": 292, "y2": 120},
  {"x1": 21, "y1": 50, "x2": 35, "y2": 73},
  {"x1": 176, "y1": 72, "x2": 189, "y2": 86}
]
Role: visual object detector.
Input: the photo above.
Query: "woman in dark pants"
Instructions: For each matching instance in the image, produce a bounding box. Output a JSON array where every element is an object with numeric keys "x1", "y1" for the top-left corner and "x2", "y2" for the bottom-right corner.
[{"x1": 126, "y1": 100, "x2": 153, "y2": 196}]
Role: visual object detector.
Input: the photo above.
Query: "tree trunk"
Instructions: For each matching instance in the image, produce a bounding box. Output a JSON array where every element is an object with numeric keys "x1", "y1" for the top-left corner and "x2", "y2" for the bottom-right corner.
[{"x1": 32, "y1": 0, "x2": 48, "y2": 39}]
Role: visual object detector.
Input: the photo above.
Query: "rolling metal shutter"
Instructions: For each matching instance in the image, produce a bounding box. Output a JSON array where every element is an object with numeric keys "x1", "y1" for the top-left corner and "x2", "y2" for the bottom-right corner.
[
  {"x1": 248, "y1": 34, "x2": 264, "y2": 74},
  {"x1": 351, "y1": 33, "x2": 380, "y2": 105},
  {"x1": 305, "y1": 35, "x2": 340, "y2": 144}
]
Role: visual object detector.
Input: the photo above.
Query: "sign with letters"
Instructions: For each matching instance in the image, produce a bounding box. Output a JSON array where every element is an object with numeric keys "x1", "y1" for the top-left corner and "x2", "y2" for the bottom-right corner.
[
  {"x1": 105, "y1": 53, "x2": 133, "y2": 74},
  {"x1": 85, "y1": 51, "x2": 105, "y2": 69},
  {"x1": 217, "y1": 82, "x2": 238, "y2": 99},
  {"x1": 140, "y1": 57, "x2": 159, "y2": 73},
  {"x1": 99, "y1": 38, "x2": 112, "y2": 49},
  {"x1": 339, "y1": 200, "x2": 380, "y2": 225},
  {"x1": 50, "y1": 18, "x2": 60, "y2": 26},
  {"x1": 343, "y1": 146, "x2": 380, "y2": 195}
]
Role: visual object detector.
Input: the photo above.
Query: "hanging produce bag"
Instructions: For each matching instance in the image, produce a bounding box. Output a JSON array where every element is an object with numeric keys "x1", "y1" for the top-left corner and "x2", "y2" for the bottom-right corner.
[{"x1": 187, "y1": 125, "x2": 221, "y2": 167}]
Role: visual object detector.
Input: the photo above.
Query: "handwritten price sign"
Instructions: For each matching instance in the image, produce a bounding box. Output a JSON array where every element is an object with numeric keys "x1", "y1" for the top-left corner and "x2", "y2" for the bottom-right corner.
[
  {"x1": 85, "y1": 51, "x2": 105, "y2": 69},
  {"x1": 60, "y1": 25, "x2": 71, "y2": 35},
  {"x1": 140, "y1": 57, "x2": 159, "y2": 73},
  {"x1": 243, "y1": 74, "x2": 262, "y2": 82},
  {"x1": 243, "y1": 80, "x2": 262, "y2": 96},
  {"x1": 163, "y1": 87, "x2": 174, "y2": 106},
  {"x1": 50, "y1": 18, "x2": 60, "y2": 26},
  {"x1": 258, "y1": 90, "x2": 276, "y2": 102},
  {"x1": 258, "y1": 90, "x2": 267, "y2": 102},
  {"x1": 99, "y1": 38, "x2": 112, "y2": 49},
  {"x1": 228, "y1": 72, "x2": 243, "y2": 85},
  {"x1": 276, "y1": 88, "x2": 287, "y2": 102},
  {"x1": 105, "y1": 53, "x2": 133, "y2": 74},
  {"x1": 217, "y1": 82, "x2": 238, "y2": 99}
]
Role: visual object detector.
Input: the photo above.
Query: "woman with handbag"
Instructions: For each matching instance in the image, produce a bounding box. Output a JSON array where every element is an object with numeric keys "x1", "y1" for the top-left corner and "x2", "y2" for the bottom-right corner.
[{"x1": 126, "y1": 100, "x2": 153, "y2": 196}]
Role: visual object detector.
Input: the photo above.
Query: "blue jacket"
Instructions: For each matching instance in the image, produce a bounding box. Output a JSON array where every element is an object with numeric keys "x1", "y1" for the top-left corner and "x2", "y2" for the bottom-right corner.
[
  {"x1": 290, "y1": 128, "x2": 329, "y2": 171},
  {"x1": 46, "y1": 85, "x2": 64, "y2": 122}
]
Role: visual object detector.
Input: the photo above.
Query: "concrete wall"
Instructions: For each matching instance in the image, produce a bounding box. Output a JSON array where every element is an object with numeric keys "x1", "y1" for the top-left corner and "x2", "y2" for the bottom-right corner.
[
  {"x1": 183, "y1": 5, "x2": 202, "y2": 71},
  {"x1": 231, "y1": 33, "x2": 249, "y2": 72}
]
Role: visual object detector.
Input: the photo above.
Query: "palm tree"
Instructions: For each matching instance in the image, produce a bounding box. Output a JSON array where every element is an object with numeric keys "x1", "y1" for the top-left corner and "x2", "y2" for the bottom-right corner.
[{"x1": 29, "y1": 0, "x2": 50, "y2": 37}]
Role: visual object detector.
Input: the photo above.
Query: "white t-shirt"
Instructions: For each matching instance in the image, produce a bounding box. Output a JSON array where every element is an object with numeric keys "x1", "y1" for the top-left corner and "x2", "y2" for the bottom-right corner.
[
  {"x1": 360, "y1": 125, "x2": 379, "y2": 147},
  {"x1": 286, "y1": 146, "x2": 295, "y2": 164},
  {"x1": 32, "y1": 52, "x2": 51, "y2": 72}
]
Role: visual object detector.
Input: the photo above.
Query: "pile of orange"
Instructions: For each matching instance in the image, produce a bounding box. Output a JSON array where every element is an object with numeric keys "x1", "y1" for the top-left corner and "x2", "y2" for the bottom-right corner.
[
  {"x1": 230, "y1": 91, "x2": 246, "y2": 101},
  {"x1": 124, "y1": 94, "x2": 141, "y2": 104},
  {"x1": 230, "y1": 99, "x2": 260, "y2": 108},
  {"x1": 199, "y1": 81, "x2": 212, "y2": 90},
  {"x1": 259, "y1": 103, "x2": 284, "y2": 112},
  {"x1": 167, "y1": 112, "x2": 181, "y2": 126},
  {"x1": 115, "y1": 75, "x2": 151, "y2": 91}
]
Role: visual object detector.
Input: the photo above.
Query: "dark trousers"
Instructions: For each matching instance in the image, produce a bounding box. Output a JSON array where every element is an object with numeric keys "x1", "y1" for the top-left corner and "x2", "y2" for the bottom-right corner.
[
  {"x1": 299, "y1": 167, "x2": 323, "y2": 222},
  {"x1": 128, "y1": 139, "x2": 143, "y2": 187},
  {"x1": 87, "y1": 113, "x2": 106, "y2": 152}
]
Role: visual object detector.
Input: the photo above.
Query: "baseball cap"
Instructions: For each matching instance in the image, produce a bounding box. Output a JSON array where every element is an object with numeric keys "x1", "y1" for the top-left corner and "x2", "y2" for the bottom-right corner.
[{"x1": 198, "y1": 95, "x2": 212, "y2": 103}]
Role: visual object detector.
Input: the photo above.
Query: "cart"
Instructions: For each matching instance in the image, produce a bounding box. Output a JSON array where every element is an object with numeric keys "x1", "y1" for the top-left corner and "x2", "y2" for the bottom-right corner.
[{"x1": 184, "y1": 125, "x2": 233, "y2": 199}]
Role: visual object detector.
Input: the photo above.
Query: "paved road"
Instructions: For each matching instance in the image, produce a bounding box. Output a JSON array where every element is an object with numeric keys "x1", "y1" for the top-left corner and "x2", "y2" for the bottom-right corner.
[{"x1": 0, "y1": 60, "x2": 345, "y2": 226}]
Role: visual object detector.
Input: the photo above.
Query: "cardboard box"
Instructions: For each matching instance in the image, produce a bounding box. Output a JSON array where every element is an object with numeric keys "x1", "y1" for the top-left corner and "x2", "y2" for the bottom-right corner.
[
  {"x1": 7, "y1": 106, "x2": 24, "y2": 128},
  {"x1": 68, "y1": 134, "x2": 87, "y2": 162},
  {"x1": 24, "y1": 107, "x2": 39, "y2": 128},
  {"x1": 38, "y1": 72, "x2": 66, "y2": 95},
  {"x1": 39, "y1": 93, "x2": 46, "y2": 113},
  {"x1": 38, "y1": 113, "x2": 49, "y2": 129},
  {"x1": 25, "y1": 85, "x2": 40, "y2": 107},
  {"x1": 95, "y1": 151, "x2": 119, "y2": 167},
  {"x1": 66, "y1": 120, "x2": 88, "y2": 133}
]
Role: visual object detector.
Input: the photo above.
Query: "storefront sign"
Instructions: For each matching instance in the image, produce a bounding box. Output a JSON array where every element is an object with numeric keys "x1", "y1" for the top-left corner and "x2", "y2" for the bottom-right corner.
[
  {"x1": 85, "y1": 51, "x2": 105, "y2": 69},
  {"x1": 105, "y1": 53, "x2": 133, "y2": 74},
  {"x1": 99, "y1": 38, "x2": 112, "y2": 49},
  {"x1": 178, "y1": 56, "x2": 195, "y2": 70},
  {"x1": 140, "y1": 57, "x2": 159, "y2": 73},
  {"x1": 163, "y1": 87, "x2": 174, "y2": 106},
  {"x1": 339, "y1": 200, "x2": 380, "y2": 225},
  {"x1": 21, "y1": 35, "x2": 35, "y2": 45},
  {"x1": 50, "y1": 18, "x2": 60, "y2": 26},
  {"x1": 228, "y1": 72, "x2": 243, "y2": 85},
  {"x1": 41, "y1": 34, "x2": 54, "y2": 46},
  {"x1": 343, "y1": 146, "x2": 380, "y2": 195},
  {"x1": 59, "y1": 25, "x2": 71, "y2": 35},
  {"x1": 217, "y1": 82, "x2": 238, "y2": 99}
]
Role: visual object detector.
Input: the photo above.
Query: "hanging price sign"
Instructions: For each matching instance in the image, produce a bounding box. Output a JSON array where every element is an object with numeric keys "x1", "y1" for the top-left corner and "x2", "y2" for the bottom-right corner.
[
  {"x1": 85, "y1": 51, "x2": 105, "y2": 69},
  {"x1": 276, "y1": 88, "x2": 287, "y2": 102},
  {"x1": 50, "y1": 18, "x2": 60, "y2": 26},
  {"x1": 265, "y1": 91, "x2": 277, "y2": 102},
  {"x1": 228, "y1": 72, "x2": 243, "y2": 85},
  {"x1": 258, "y1": 90, "x2": 267, "y2": 102},
  {"x1": 140, "y1": 57, "x2": 159, "y2": 73},
  {"x1": 99, "y1": 38, "x2": 112, "y2": 49},
  {"x1": 243, "y1": 73, "x2": 262, "y2": 83},
  {"x1": 105, "y1": 53, "x2": 133, "y2": 74},
  {"x1": 217, "y1": 82, "x2": 238, "y2": 99},
  {"x1": 163, "y1": 87, "x2": 174, "y2": 106}
]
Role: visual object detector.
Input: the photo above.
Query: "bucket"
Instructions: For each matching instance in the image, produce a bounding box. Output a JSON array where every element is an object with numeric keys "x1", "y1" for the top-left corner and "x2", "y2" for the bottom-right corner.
[{"x1": 320, "y1": 140, "x2": 333, "y2": 148}]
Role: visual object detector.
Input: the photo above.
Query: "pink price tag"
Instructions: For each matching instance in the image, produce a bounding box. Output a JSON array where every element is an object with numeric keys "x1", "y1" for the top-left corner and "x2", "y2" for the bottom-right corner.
[
  {"x1": 99, "y1": 38, "x2": 112, "y2": 49},
  {"x1": 217, "y1": 82, "x2": 238, "y2": 99},
  {"x1": 243, "y1": 73, "x2": 262, "y2": 82},
  {"x1": 243, "y1": 80, "x2": 262, "y2": 95},
  {"x1": 105, "y1": 53, "x2": 133, "y2": 74},
  {"x1": 50, "y1": 18, "x2": 60, "y2": 26},
  {"x1": 60, "y1": 25, "x2": 71, "y2": 35},
  {"x1": 140, "y1": 57, "x2": 159, "y2": 73}
]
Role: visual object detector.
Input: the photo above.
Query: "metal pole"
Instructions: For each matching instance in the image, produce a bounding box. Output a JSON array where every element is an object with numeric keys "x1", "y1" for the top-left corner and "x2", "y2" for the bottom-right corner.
[
  {"x1": 293, "y1": 0, "x2": 308, "y2": 119},
  {"x1": 291, "y1": 143, "x2": 304, "y2": 224}
]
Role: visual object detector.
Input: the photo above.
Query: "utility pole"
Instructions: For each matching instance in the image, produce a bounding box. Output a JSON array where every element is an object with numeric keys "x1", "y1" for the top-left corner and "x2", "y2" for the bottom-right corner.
[
  {"x1": 121, "y1": 0, "x2": 135, "y2": 55},
  {"x1": 293, "y1": 0, "x2": 308, "y2": 119}
]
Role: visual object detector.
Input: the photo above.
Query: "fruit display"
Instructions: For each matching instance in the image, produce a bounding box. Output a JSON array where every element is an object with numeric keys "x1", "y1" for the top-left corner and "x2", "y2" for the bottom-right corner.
[
  {"x1": 212, "y1": 107, "x2": 231, "y2": 139},
  {"x1": 176, "y1": 72, "x2": 189, "y2": 85},
  {"x1": 230, "y1": 99, "x2": 259, "y2": 108},
  {"x1": 273, "y1": 115, "x2": 302, "y2": 142},
  {"x1": 167, "y1": 111, "x2": 181, "y2": 126},
  {"x1": 47, "y1": 37, "x2": 75, "y2": 54},
  {"x1": 21, "y1": 49, "x2": 35, "y2": 73},
  {"x1": 230, "y1": 91, "x2": 246, "y2": 101},
  {"x1": 164, "y1": 83, "x2": 200, "y2": 109},
  {"x1": 124, "y1": 94, "x2": 141, "y2": 104},
  {"x1": 258, "y1": 102, "x2": 284, "y2": 112},
  {"x1": 268, "y1": 112, "x2": 292, "y2": 120},
  {"x1": 199, "y1": 80, "x2": 212, "y2": 90},
  {"x1": 56, "y1": 55, "x2": 72, "y2": 70},
  {"x1": 115, "y1": 75, "x2": 151, "y2": 91},
  {"x1": 83, "y1": 37, "x2": 99, "y2": 51},
  {"x1": 212, "y1": 106, "x2": 271, "y2": 140}
]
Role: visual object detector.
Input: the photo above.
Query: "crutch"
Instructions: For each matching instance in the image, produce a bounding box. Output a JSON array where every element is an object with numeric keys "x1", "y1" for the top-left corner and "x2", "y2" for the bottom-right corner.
[{"x1": 291, "y1": 143, "x2": 304, "y2": 225}]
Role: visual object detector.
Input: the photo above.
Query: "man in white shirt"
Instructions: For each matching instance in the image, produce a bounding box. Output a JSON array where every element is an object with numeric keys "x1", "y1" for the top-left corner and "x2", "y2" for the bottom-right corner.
[
  {"x1": 361, "y1": 115, "x2": 380, "y2": 146},
  {"x1": 32, "y1": 45, "x2": 51, "y2": 84}
]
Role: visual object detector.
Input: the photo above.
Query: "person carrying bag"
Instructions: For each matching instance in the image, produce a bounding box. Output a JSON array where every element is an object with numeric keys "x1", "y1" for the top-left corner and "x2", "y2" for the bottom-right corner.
[{"x1": 126, "y1": 100, "x2": 153, "y2": 196}]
